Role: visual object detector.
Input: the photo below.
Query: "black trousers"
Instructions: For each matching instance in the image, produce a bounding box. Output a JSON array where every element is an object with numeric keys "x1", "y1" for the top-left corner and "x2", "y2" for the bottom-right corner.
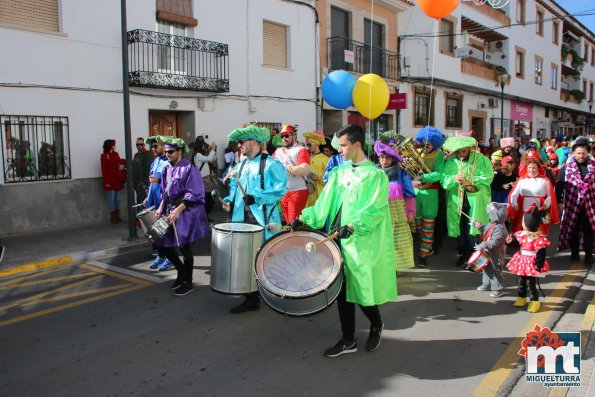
[
  {"x1": 518, "y1": 276, "x2": 539, "y2": 301},
  {"x1": 161, "y1": 243, "x2": 193, "y2": 284},
  {"x1": 243, "y1": 207, "x2": 260, "y2": 301},
  {"x1": 570, "y1": 206, "x2": 594, "y2": 257},
  {"x1": 433, "y1": 187, "x2": 447, "y2": 252},
  {"x1": 457, "y1": 194, "x2": 477, "y2": 260},
  {"x1": 337, "y1": 276, "x2": 382, "y2": 342}
]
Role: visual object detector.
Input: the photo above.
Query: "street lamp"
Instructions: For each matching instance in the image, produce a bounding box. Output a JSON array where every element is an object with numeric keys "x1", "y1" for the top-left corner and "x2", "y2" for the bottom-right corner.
[
  {"x1": 588, "y1": 100, "x2": 594, "y2": 134},
  {"x1": 497, "y1": 72, "x2": 509, "y2": 137}
]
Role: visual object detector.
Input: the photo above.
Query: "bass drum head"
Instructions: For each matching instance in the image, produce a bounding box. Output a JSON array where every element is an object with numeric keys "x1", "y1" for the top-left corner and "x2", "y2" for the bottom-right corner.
[{"x1": 255, "y1": 230, "x2": 343, "y2": 316}]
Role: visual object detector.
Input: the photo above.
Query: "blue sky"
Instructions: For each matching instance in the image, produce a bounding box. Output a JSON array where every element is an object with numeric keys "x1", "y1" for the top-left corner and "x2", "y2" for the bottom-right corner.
[{"x1": 554, "y1": 0, "x2": 595, "y2": 33}]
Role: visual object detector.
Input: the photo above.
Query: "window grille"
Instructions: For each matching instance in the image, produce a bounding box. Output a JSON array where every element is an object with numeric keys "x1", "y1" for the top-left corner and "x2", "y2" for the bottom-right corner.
[{"x1": 1, "y1": 115, "x2": 71, "y2": 183}]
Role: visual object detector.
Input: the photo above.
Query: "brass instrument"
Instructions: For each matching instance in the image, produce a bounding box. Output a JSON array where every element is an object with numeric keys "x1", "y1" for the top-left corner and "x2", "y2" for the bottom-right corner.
[
  {"x1": 456, "y1": 146, "x2": 479, "y2": 215},
  {"x1": 397, "y1": 138, "x2": 433, "y2": 189}
]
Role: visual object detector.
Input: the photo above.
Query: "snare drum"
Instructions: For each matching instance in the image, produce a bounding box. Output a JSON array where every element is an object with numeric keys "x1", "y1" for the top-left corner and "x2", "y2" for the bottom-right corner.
[
  {"x1": 210, "y1": 223, "x2": 264, "y2": 294},
  {"x1": 145, "y1": 217, "x2": 171, "y2": 243},
  {"x1": 136, "y1": 208, "x2": 157, "y2": 235},
  {"x1": 255, "y1": 230, "x2": 343, "y2": 316},
  {"x1": 467, "y1": 250, "x2": 490, "y2": 272}
]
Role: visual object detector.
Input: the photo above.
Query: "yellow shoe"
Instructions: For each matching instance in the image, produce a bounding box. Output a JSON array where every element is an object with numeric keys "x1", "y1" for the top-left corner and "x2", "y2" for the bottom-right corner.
[
  {"x1": 513, "y1": 297, "x2": 529, "y2": 307},
  {"x1": 527, "y1": 301, "x2": 541, "y2": 313}
]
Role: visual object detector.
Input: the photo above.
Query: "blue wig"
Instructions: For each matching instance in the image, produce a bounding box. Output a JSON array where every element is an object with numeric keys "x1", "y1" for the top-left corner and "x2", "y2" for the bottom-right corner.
[{"x1": 414, "y1": 127, "x2": 445, "y2": 149}]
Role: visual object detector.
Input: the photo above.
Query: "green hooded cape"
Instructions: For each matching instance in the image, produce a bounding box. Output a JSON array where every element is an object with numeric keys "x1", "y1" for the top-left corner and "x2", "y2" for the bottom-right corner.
[
  {"x1": 301, "y1": 160, "x2": 397, "y2": 306},
  {"x1": 441, "y1": 151, "x2": 494, "y2": 236}
]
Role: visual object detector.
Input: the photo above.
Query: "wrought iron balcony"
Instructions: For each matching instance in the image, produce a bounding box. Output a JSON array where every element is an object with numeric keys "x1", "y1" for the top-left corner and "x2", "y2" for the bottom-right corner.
[
  {"x1": 327, "y1": 36, "x2": 397, "y2": 80},
  {"x1": 127, "y1": 29, "x2": 229, "y2": 93}
]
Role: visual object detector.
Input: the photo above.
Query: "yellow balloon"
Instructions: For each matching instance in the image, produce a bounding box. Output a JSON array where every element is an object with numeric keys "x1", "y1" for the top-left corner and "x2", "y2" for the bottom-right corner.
[{"x1": 352, "y1": 74, "x2": 390, "y2": 119}]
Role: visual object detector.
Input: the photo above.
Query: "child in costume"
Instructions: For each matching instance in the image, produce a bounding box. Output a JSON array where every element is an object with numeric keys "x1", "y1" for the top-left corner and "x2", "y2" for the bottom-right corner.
[
  {"x1": 374, "y1": 141, "x2": 416, "y2": 270},
  {"x1": 506, "y1": 204, "x2": 550, "y2": 313},
  {"x1": 471, "y1": 203, "x2": 508, "y2": 298}
]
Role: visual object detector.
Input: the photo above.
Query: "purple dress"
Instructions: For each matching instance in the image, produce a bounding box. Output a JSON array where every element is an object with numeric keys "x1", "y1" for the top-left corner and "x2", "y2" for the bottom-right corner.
[{"x1": 157, "y1": 158, "x2": 209, "y2": 247}]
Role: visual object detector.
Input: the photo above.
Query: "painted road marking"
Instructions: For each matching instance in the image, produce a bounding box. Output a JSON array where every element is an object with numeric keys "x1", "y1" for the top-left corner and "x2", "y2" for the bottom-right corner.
[
  {"x1": 85, "y1": 261, "x2": 167, "y2": 284},
  {"x1": 0, "y1": 263, "x2": 153, "y2": 328},
  {"x1": 0, "y1": 256, "x2": 73, "y2": 278},
  {"x1": 472, "y1": 262, "x2": 585, "y2": 396},
  {"x1": 0, "y1": 272, "x2": 96, "y2": 290}
]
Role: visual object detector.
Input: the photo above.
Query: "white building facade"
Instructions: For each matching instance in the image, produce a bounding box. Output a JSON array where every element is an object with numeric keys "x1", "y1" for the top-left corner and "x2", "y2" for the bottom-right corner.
[
  {"x1": 397, "y1": 0, "x2": 595, "y2": 142},
  {"x1": 0, "y1": 0, "x2": 318, "y2": 235}
]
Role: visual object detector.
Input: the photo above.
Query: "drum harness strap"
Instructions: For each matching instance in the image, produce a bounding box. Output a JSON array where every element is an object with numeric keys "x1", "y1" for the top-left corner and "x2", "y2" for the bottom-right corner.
[{"x1": 234, "y1": 152, "x2": 276, "y2": 225}]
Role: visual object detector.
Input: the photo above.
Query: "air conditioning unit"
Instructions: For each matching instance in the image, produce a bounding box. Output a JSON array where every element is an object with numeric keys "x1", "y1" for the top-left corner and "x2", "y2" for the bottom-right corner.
[
  {"x1": 455, "y1": 46, "x2": 471, "y2": 58},
  {"x1": 488, "y1": 98, "x2": 498, "y2": 108},
  {"x1": 488, "y1": 41, "x2": 504, "y2": 52}
]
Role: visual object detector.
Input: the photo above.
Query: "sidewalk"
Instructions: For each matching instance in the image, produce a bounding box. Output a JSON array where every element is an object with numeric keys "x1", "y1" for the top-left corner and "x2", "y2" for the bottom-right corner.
[
  {"x1": 0, "y1": 209, "x2": 229, "y2": 276},
  {"x1": 0, "y1": 220, "x2": 150, "y2": 276}
]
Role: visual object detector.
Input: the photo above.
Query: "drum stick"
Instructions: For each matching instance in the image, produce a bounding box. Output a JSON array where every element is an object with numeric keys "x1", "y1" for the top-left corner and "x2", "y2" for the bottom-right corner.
[
  {"x1": 305, "y1": 231, "x2": 340, "y2": 253},
  {"x1": 460, "y1": 211, "x2": 473, "y2": 221},
  {"x1": 230, "y1": 171, "x2": 248, "y2": 197},
  {"x1": 172, "y1": 219, "x2": 180, "y2": 246}
]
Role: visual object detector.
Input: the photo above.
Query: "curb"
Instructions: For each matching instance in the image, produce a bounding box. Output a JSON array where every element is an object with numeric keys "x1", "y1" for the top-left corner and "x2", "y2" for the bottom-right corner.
[{"x1": 0, "y1": 240, "x2": 150, "y2": 278}]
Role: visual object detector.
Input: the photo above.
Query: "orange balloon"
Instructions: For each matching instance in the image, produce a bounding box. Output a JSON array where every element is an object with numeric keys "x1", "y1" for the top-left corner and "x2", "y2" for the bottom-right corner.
[{"x1": 417, "y1": 0, "x2": 460, "y2": 19}]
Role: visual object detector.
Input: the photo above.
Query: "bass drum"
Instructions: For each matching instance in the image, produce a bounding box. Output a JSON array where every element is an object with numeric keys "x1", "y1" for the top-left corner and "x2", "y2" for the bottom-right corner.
[
  {"x1": 210, "y1": 223, "x2": 264, "y2": 294},
  {"x1": 255, "y1": 230, "x2": 343, "y2": 316}
]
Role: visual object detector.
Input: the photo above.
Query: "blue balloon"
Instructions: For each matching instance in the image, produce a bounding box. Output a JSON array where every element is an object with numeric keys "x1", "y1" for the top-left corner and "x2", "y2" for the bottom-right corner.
[{"x1": 321, "y1": 70, "x2": 356, "y2": 110}]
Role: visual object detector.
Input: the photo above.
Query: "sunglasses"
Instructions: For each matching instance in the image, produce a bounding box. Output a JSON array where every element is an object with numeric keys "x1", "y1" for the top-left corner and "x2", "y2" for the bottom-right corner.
[
  {"x1": 151, "y1": 144, "x2": 159, "y2": 149},
  {"x1": 165, "y1": 149, "x2": 177, "y2": 154},
  {"x1": 136, "y1": 143, "x2": 145, "y2": 147},
  {"x1": 280, "y1": 134, "x2": 293, "y2": 139}
]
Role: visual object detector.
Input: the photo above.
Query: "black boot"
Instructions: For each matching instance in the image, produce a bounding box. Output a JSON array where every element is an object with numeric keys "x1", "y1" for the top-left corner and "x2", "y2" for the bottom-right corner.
[{"x1": 230, "y1": 294, "x2": 260, "y2": 314}]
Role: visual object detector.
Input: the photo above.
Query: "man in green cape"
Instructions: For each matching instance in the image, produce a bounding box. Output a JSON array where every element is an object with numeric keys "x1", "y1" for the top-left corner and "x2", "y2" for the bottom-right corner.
[
  {"x1": 441, "y1": 135, "x2": 493, "y2": 266},
  {"x1": 292, "y1": 124, "x2": 397, "y2": 357}
]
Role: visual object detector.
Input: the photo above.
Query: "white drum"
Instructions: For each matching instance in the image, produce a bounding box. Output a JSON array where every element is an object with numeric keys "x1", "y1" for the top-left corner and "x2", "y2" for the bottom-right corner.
[{"x1": 210, "y1": 223, "x2": 264, "y2": 294}]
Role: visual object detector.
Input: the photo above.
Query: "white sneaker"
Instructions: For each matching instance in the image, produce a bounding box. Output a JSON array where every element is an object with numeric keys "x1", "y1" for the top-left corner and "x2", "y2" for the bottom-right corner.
[
  {"x1": 477, "y1": 285, "x2": 489, "y2": 291},
  {"x1": 490, "y1": 290, "x2": 504, "y2": 298}
]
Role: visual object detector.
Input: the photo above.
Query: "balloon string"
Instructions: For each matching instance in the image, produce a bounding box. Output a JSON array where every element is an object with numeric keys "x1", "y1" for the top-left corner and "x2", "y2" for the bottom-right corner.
[
  {"x1": 426, "y1": 18, "x2": 438, "y2": 131},
  {"x1": 367, "y1": 0, "x2": 375, "y2": 152}
]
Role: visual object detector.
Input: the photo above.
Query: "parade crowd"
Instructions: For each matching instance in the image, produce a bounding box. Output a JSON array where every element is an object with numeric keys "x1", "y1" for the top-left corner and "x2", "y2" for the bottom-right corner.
[{"x1": 100, "y1": 125, "x2": 595, "y2": 357}]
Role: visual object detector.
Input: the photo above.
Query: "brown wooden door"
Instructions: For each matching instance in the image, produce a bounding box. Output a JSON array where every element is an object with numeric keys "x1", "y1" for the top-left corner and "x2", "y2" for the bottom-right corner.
[
  {"x1": 471, "y1": 117, "x2": 484, "y2": 140},
  {"x1": 149, "y1": 111, "x2": 179, "y2": 138}
]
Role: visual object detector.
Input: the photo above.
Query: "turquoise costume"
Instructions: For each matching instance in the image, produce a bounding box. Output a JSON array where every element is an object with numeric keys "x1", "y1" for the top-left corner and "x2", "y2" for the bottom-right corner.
[
  {"x1": 145, "y1": 154, "x2": 169, "y2": 208},
  {"x1": 224, "y1": 125, "x2": 287, "y2": 241},
  {"x1": 301, "y1": 160, "x2": 397, "y2": 306}
]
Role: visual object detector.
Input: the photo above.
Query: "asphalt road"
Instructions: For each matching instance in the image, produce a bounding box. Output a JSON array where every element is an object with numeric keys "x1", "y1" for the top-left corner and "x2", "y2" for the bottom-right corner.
[{"x1": 0, "y1": 224, "x2": 591, "y2": 397}]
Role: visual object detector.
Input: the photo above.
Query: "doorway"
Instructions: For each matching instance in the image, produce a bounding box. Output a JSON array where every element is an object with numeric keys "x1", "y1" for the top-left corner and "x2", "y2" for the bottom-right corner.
[{"x1": 149, "y1": 111, "x2": 179, "y2": 138}]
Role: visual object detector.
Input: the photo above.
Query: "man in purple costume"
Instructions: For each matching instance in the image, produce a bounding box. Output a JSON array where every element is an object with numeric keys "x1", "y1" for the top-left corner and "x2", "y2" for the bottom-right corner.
[{"x1": 155, "y1": 137, "x2": 209, "y2": 296}]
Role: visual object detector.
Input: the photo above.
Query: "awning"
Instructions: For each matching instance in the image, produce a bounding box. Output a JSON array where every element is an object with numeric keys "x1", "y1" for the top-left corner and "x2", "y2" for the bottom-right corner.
[{"x1": 461, "y1": 16, "x2": 508, "y2": 42}]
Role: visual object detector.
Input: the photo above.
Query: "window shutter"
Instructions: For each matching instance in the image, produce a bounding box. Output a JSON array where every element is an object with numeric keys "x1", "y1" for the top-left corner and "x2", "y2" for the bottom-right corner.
[
  {"x1": 156, "y1": 0, "x2": 197, "y2": 27},
  {"x1": 263, "y1": 21, "x2": 287, "y2": 68},
  {"x1": 0, "y1": 0, "x2": 59, "y2": 32}
]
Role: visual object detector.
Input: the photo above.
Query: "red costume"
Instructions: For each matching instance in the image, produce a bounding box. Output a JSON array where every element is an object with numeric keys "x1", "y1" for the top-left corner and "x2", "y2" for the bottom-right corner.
[{"x1": 508, "y1": 152, "x2": 559, "y2": 235}]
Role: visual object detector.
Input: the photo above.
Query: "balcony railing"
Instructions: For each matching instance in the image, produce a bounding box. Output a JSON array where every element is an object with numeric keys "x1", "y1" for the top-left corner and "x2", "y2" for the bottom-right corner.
[
  {"x1": 127, "y1": 29, "x2": 229, "y2": 93},
  {"x1": 461, "y1": 56, "x2": 504, "y2": 82},
  {"x1": 327, "y1": 36, "x2": 397, "y2": 80}
]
